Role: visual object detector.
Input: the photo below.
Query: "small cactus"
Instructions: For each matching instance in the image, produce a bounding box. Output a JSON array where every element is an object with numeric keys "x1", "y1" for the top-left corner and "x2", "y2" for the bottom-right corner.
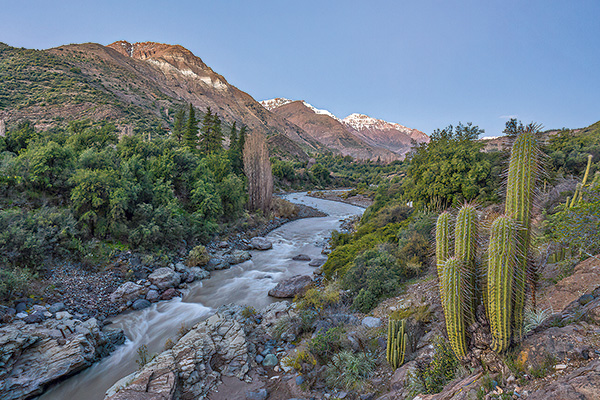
[{"x1": 387, "y1": 318, "x2": 407, "y2": 369}]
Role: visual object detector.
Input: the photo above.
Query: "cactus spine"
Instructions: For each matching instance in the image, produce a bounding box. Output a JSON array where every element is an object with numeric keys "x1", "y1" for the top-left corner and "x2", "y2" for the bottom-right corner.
[
  {"x1": 387, "y1": 318, "x2": 407, "y2": 369},
  {"x1": 440, "y1": 257, "x2": 468, "y2": 358},
  {"x1": 487, "y1": 216, "x2": 517, "y2": 353},
  {"x1": 504, "y1": 129, "x2": 539, "y2": 342}
]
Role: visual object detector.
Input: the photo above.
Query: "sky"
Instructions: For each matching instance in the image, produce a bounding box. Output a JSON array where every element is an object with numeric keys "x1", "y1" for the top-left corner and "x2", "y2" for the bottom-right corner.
[{"x1": 1, "y1": 0, "x2": 599, "y2": 137}]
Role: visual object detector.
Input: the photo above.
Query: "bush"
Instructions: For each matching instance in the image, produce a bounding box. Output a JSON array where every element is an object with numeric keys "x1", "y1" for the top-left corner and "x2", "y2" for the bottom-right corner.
[
  {"x1": 295, "y1": 284, "x2": 340, "y2": 314},
  {"x1": 325, "y1": 350, "x2": 376, "y2": 390},
  {"x1": 187, "y1": 245, "x2": 210, "y2": 267},
  {"x1": 407, "y1": 336, "x2": 459, "y2": 395},
  {"x1": 309, "y1": 326, "x2": 344, "y2": 364},
  {"x1": 0, "y1": 267, "x2": 36, "y2": 301}
]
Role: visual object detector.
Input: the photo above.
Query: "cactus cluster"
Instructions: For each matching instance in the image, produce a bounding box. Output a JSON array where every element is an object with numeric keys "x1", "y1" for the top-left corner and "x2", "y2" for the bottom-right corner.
[
  {"x1": 386, "y1": 318, "x2": 408, "y2": 369},
  {"x1": 436, "y1": 128, "x2": 540, "y2": 356}
]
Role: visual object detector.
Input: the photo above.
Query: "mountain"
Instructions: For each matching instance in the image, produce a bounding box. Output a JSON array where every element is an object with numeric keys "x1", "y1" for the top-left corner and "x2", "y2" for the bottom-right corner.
[
  {"x1": 261, "y1": 98, "x2": 428, "y2": 160},
  {"x1": 0, "y1": 41, "x2": 321, "y2": 158}
]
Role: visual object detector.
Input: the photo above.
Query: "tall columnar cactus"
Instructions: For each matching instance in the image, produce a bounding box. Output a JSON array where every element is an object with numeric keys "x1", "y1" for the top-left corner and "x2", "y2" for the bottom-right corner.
[
  {"x1": 487, "y1": 216, "x2": 518, "y2": 353},
  {"x1": 440, "y1": 257, "x2": 468, "y2": 358},
  {"x1": 436, "y1": 212, "x2": 452, "y2": 280},
  {"x1": 387, "y1": 318, "x2": 407, "y2": 369},
  {"x1": 504, "y1": 129, "x2": 539, "y2": 342},
  {"x1": 455, "y1": 204, "x2": 478, "y2": 326}
]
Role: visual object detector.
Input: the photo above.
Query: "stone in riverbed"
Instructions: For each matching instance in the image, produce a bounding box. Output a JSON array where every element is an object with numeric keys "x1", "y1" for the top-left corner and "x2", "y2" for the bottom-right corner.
[
  {"x1": 250, "y1": 237, "x2": 272, "y2": 250},
  {"x1": 110, "y1": 281, "x2": 145, "y2": 304},
  {"x1": 131, "y1": 299, "x2": 151, "y2": 310},
  {"x1": 205, "y1": 257, "x2": 230, "y2": 271},
  {"x1": 160, "y1": 288, "x2": 181, "y2": 301},
  {"x1": 292, "y1": 254, "x2": 311, "y2": 261},
  {"x1": 262, "y1": 354, "x2": 278, "y2": 367},
  {"x1": 309, "y1": 258, "x2": 326, "y2": 267},
  {"x1": 148, "y1": 267, "x2": 181, "y2": 290},
  {"x1": 225, "y1": 250, "x2": 252, "y2": 265},
  {"x1": 146, "y1": 289, "x2": 160, "y2": 302},
  {"x1": 189, "y1": 267, "x2": 210, "y2": 280},
  {"x1": 268, "y1": 275, "x2": 312, "y2": 298}
]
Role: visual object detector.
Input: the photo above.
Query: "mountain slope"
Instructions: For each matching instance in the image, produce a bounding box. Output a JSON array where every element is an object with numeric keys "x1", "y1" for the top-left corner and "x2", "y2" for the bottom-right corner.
[
  {"x1": 262, "y1": 98, "x2": 428, "y2": 160},
  {"x1": 0, "y1": 41, "x2": 320, "y2": 158}
]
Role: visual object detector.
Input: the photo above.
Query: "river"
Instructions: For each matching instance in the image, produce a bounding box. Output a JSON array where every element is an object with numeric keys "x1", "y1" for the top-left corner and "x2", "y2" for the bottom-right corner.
[{"x1": 39, "y1": 192, "x2": 364, "y2": 400}]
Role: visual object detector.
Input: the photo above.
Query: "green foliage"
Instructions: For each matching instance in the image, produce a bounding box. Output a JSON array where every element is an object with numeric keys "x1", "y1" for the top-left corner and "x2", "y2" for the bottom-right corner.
[
  {"x1": 406, "y1": 336, "x2": 459, "y2": 395},
  {"x1": 295, "y1": 285, "x2": 340, "y2": 314},
  {"x1": 309, "y1": 326, "x2": 344, "y2": 364},
  {"x1": 184, "y1": 103, "x2": 199, "y2": 150},
  {"x1": 0, "y1": 267, "x2": 36, "y2": 301},
  {"x1": 402, "y1": 123, "x2": 499, "y2": 209},
  {"x1": 186, "y1": 245, "x2": 210, "y2": 267},
  {"x1": 324, "y1": 350, "x2": 376, "y2": 391}
]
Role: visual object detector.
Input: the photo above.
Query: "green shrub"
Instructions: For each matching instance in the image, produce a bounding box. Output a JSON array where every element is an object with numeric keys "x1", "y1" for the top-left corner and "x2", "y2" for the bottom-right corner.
[
  {"x1": 187, "y1": 245, "x2": 210, "y2": 267},
  {"x1": 309, "y1": 326, "x2": 344, "y2": 364},
  {"x1": 325, "y1": 350, "x2": 376, "y2": 390},
  {"x1": 0, "y1": 267, "x2": 36, "y2": 300},
  {"x1": 406, "y1": 336, "x2": 459, "y2": 395}
]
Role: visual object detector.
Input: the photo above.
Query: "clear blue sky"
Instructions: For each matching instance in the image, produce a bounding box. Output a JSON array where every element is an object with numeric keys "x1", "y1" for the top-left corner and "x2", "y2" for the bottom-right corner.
[{"x1": 2, "y1": 0, "x2": 599, "y2": 137}]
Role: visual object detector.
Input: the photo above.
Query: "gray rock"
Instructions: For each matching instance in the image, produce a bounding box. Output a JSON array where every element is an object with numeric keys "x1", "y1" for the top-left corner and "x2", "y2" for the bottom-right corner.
[
  {"x1": 146, "y1": 289, "x2": 160, "y2": 302},
  {"x1": 174, "y1": 262, "x2": 188, "y2": 272},
  {"x1": 225, "y1": 250, "x2": 252, "y2": 265},
  {"x1": 262, "y1": 353, "x2": 278, "y2": 367},
  {"x1": 361, "y1": 317, "x2": 382, "y2": 328},
  {"x1": 55, "y1": 311, "x2": 72, "y2": 320},
  {"x1": 15, "y1": 312, "x2": 28, "y2": 319},
  {"x1": 205, "y1": 257, "x2": 230, "y2": 271},
  {"x1": 148, "y1": 267, "x2": 181, "y2": 290},
  {"x1": 0, "y1": 318, "x2": 124, "y2": 400},
  {"x1": 295, "y1": 375, "x2": 305, "y2": 385},
  {"x1": 256, "y1": 354, "x2": 264, "y2": 364},
  {"x1": 23, "y1": 311, "x2": 46, "y2": 324},
  {"x1": 250, "y1": 237, "x2": 273, "y2": 250},
  {"x1": 578, "y1": 294, "x2": 594, "y2": 305},
  {"x1": 110, "y1": 281, "x2": 145, "y2": 304},
  {"x1": 309, "y1": 258, "x2": 326, "y2": 267},
  {"x1": 189, "y1": 267, "x2": 210, "y2": 281},
  {"x1": 245, "y1": 388, "x2": 268, "y2": 400},
  {"x1": 268, "y1": 275, "x2": 313, "y2": 298},
  {"x1": 48, "y1": 302, "x2": 65, "y2": 313},
  {"x1": 292, "y1": 254, "x2": 311, "y2": 261},
  {"x1": 32, "y1": 305, "x2": 47, "y2": 313},
  {"x1": 15, "y1": 303, "x2": 27, "y2": 313},
  {"x1": 131, "y1": 299, "x2": 151, "y2": 310},
  {"x1": 218, "y1": 241, "x2": 229, "y2": 248}
]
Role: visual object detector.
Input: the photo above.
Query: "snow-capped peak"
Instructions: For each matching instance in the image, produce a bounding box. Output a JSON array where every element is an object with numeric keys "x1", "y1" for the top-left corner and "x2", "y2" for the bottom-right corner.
[
  {"x1": 301, "y1": 101, "x2": 342, "y2": 123},
  {"x1": 260, "y1": 98, "x2": 294, "y2": 111},
  {"x1": 343, "y1": 113, "x2": 410, "y2": 132}
]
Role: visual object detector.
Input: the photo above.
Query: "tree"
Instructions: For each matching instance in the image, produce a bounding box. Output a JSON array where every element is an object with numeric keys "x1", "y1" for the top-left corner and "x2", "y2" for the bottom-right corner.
[
  {"x1": 401, "y1": 123, "x2": 496, "y2": 209},
  {"x1": 243, "y1": 133, "x2": 273, "y2": 213},
  {"x1": 200, "y1": 107, "x2": 223, "y2": 154},
  {"x1": 184, "y1": 104, "x2": 199, "y2": 150},
  {"x1": 172, "y1": 107, "x2": 186, "y2": 142},
  {"x1": 229, "y1": 123, "x2": 246, "y2": 175}
]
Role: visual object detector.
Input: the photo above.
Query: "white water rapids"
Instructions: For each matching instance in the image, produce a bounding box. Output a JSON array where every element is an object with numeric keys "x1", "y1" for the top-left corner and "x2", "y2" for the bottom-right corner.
[{"x1": 39, "y1": 192, "x2": 364, "y2": 400}]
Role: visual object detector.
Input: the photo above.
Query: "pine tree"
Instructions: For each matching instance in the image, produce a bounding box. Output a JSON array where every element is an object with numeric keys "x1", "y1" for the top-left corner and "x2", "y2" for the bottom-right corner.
[
  {"x1": 209, "y1": 112, "x2": 223, "y2": 153},
  {"x1": 199, "y1": 107, "x2": 213, "y2": 154},
  {"x1": 172, "y1": 107, "x2": 186, "y2": 142},
  {"x1": 184, "y1": 104, "x2": 199, "y2": 150},
  {"x1": 231, "y1": 125, "x2": 247, "y2": 175}
]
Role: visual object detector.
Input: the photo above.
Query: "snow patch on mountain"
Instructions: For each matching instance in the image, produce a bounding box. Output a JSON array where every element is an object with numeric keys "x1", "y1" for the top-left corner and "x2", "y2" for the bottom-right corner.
[
  {"x1": 260, "y1": 98, "x2": 294, "y2": 111},
  {"x1": 301, "y1": 101, "x2": 342, "y2": 123},
  {"x1": 343, "y1": 113, "x2": 412, "y2": 133}
]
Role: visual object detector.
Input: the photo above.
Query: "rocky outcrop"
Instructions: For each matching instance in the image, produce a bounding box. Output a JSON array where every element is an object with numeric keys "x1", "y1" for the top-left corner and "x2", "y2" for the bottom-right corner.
[
  {"x1": 268, "y1": 275, "x2": 313, "y2": 298},
  {"x1": 148, "y1": 267, "x2": 181, "y2": 291},
  {"x1": 105, "y1": 313, "x2": 250, "y2": 400},
  {"x1": 0, "y1": 316, "x2": 124, "y2": 400},
  {"x1": 527, "y1": 360, "x2": 600, "y2": 400}
]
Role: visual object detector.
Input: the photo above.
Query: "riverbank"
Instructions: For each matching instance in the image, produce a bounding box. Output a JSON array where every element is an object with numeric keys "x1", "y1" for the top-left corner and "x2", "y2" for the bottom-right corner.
[{"x1": 307, "y1": 188, "x2": 374, "y2": 208}]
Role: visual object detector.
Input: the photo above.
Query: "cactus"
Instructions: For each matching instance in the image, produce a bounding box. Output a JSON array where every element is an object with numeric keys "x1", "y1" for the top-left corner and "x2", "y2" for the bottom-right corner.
[
  {"x1": 455, "y1": 204, "x2": 478, "y2": 326},
  {"x1": 504, "y1": 129, "x2": 539, "y2": 342},
  {"x1": 387, "y1": 318, "x2": 407, "y2": 369},
  {"x1": 570, "y1": 183, "x2": 582, "y2": 208},
  {"x1": 436, "y1": 212, "x2": 452, "y2": 280},
  {"x1": 440, "y1": 257, "x2": 467, "y2": 358},
  {"x1": 487, "y1": 216, "x2": 518, "y2": 353},
  {"x1": 582, "y1": 154, "x2": 593, "y2": 187}
]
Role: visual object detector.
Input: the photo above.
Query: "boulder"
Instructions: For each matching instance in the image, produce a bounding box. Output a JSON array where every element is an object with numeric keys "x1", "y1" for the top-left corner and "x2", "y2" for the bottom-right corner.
[
  {"x1": 105, "y1": 313, "x2": 250, "y2": 400},
  {"x1": 250, "y1": 237, "x2": 272, "y2": 250},
  {"x1": 261, "y1": 301, "x2": 291, "y2": 327},
  {"x1": 205, "y1": 257, "x2": 230, "y2": 271},
  {"x1": 309, "y1": 258, "x2": 326, "y2": 267},
  {"x1": 148, "y1": 268, "x2": 181, "y2": 291},
  {"x1": 23, "y1": 311, "x2": 47, "y2": 324},
  {"x1": 160, "y1": 288, "x2": 181, "y2": 301},
  {"x1": 0, "y1": 319, "x2": 124, "y2": 400},
  {"x1": 110, "y1": 282, "x2": 145, "y2": 304},
  {"x1": 48, "y1": 302, "x2": 65, "y2": 313},
  {"x1": 362, "y1": 317, "x2": 382, "y2": 328},
  {"x1": 292, "y1": 254, "x2": 311, "y2": 261},
  {"x1": 131, "y1": 299, "x2": 151, "y2": 310},
  {"x1": 268, "y1": 275, "x2": 313, "y2": 298},
  {"x1": 262, "y1": 354, "x2": 278, "y2": 367},
  {"x1": 225, "y1": 250, "x2": 252, "y2": 265},
  {"x1": 146, "y1": 289, "x2": 160, "y2": 302},
  {"x1": 189, "y1": 267, "x2": 210, "y2": 281}
]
